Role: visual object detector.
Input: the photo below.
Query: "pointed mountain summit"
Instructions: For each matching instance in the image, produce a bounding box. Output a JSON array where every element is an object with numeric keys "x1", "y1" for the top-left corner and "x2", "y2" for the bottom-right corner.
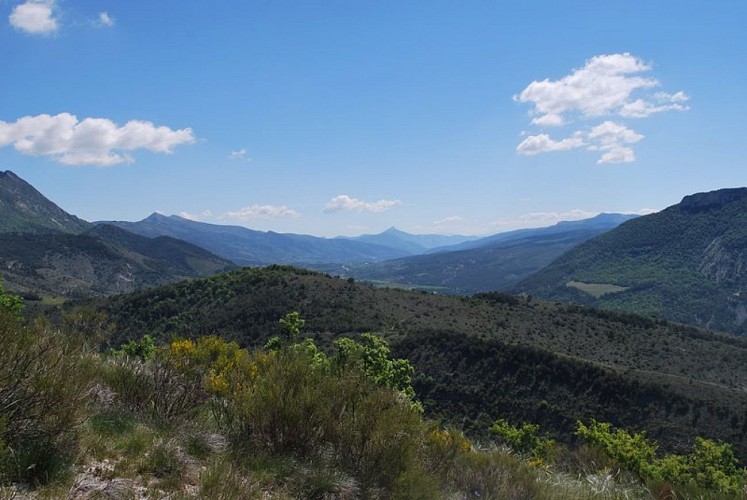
[
  {"x1": 333, "y1": 213, "x2": 636, "y2": 294},
  {"x1": 515, "y1": 187, "x2": 747, "y2": 335},
  {"x1": 102, "y1": 214, "x2": 412, "y2": 265},
  {"x1": 0, "y1": 170, "x2": 90, "y2": 234}
]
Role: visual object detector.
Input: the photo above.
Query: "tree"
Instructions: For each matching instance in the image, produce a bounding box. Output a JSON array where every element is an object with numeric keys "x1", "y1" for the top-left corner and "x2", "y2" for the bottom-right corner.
[
  {"x1": 0, "y1": 278, "x2": 22, "y2": 319},
  {"x1": 279, "y1": 311, "x2": 305, "y2": 343}
]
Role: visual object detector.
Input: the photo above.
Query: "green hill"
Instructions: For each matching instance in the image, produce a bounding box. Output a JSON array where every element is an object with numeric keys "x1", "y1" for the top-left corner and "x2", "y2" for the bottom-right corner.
[
  {"x1": 86, "y1": 266, "x2": 747, "y2": 459},
  {"x1": 0, "y1": 170, "x2": 90, "y2": 234},
  {"x1": 514, "y1": 187, "x2": 747, "y2": 335}
]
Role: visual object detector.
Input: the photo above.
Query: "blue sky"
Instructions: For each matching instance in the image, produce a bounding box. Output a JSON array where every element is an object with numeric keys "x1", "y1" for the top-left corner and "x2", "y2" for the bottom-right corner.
[{"x1": 1, "y1": 1, "x2": 745, "y2": 237}]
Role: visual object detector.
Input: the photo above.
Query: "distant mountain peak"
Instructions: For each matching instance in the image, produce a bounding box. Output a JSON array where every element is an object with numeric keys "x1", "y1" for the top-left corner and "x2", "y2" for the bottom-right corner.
[{"x1": 144, "y1": 212, "x2": 170, "y2": 221}]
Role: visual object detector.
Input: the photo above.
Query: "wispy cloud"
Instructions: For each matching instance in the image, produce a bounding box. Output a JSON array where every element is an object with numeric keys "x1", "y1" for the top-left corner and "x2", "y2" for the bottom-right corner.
[
  {"x1": 228, "y1": 148, "x2": 249, "y2": 161},
  {"x1": 516, "y1": 133, "x2": 585, "y2": 155},
  {"x1": 433, "y1": 215, "x2": 464, "y2": 225},
  {"x1": 220, "y1": 204, "x2": 299, "y2": 221},
  {"x1": 323, "y1": 195, "x2": 401, "y2": 214},
  {"x1": 94, "y1": 11, "x2": 114, "y2": 28},
  {"x1": 9, "y1": 0, "x2": 57, "y2": 35},
  {"x1": 179, "y1": 210, "x2": 213, "y2": 221},
  {"x1": 0, "y1": 113, "x2": 195, "y2": 166},
  {"x1": 515, "y1": 53, "x2": 689, "y2": 164}
]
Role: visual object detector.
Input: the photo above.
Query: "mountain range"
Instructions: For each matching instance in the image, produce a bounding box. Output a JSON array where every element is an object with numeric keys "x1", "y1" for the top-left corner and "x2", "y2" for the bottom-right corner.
[
  {"x1": 4, "y1": 169, "x2": 747, "y2": 339},
  {"x1": 339, "y1": 226, "x2": 480, "y2": 254},
  {"x1": 322, "y1": 213, "x2": 637, "y2": 294},
  {"x1": 100, "y1": 213, "x2": 414, "y2": 265},
  {"x1": 515, "y1": 188, "x2": 747, "y2": 335},
  {"x1": 0, "y1": 171, "x2": 234, "y2": 298}
]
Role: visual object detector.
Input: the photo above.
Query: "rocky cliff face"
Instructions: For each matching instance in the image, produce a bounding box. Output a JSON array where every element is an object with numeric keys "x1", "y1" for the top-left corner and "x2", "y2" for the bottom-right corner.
[
  {"x1": 698, "y1": 236, "x2": 746, "y2": 282},
  {"x1": 680, "y1": 187, "x2": 747, "y2": 212}
]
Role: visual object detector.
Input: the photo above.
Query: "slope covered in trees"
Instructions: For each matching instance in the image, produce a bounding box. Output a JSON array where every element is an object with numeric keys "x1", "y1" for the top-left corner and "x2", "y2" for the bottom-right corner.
[
  {"x1": 515, "y1": 188, "x2": 747, "y2": 334},
  {"x1": 85, "y1": 266, "x2": 747, "y2": 459}
]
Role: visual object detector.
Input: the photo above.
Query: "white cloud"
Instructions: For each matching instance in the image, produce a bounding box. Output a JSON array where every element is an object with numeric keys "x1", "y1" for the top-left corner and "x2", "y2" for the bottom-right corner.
[
  {"x1": 95, "y1": 11, "x2": 114, "y2": 28},
  {"x1": 179, "y1": 210, "x2": 213, "y2": 221},
  {"x1": 516, "y1": 133, "x2": 585, "y2": 155},
  {"x1": 0, "y1": 113, "x2": 195, "y2": 166},
  {"x1": 220, "y1": 204, "x2": 299, "y2": 221},
  {"x1": 228, "y1": 148, "x2": 248, "y2": 160},
  {"x1": 531, "y1": 113, "x2": 565, "y2": 127},
  {"x1": 515, "y1": 53, "x2": 688, "y2": 164},
  {"x1": 619, "y1": 99, "x2": 688, "y2": 118},
  {"x1": 515, "y1": 53, "x2": 658, "y2": 122},
  {"x1": 9, "y1": 0, "x2": 57, "y2": 35},
  {"x1": 323, "y1": 195, "x2": 402, "y2": 214},
  {"x1": 517, "y1": 121, "x2": 643, "y2": 164},
  {"x1": 434, "y1": 215, "x2": 464, "y2": 225},
  {"x1": 587, "y1": 121, "x2": 643, "y2": 164}
]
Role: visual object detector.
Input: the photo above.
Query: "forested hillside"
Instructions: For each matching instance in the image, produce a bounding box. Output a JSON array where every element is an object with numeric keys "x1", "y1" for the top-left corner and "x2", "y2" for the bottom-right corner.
[
  {"x1": 515, "y1": 188, "x2": 747, "y2": 335},
  {"x1": 86, "y1": 266, "x2": 747, "y2": 459}
]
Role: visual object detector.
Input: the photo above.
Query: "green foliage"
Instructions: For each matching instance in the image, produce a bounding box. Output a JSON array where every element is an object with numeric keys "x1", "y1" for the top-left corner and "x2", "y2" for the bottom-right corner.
[
  {"x1": 279, "y1": 311, "x2": 305, "y2": 343},
  {"x1": 112, "y1": 334, "x2": 156, "y2": 361},
  {"x1": 333, "y1": 333, "x2": 417, "y2": 403},
  {"x1": 0, "y1": 279, "x2": 22, "y2": 319},
  {"x1": 576, "y1": 420, "x2": 746, "y2": 494},
  {"x1": 0, "y1": 312, "x2": 89, "y2": 486},
  {"x1": 91, "y1": 266, "x2": 747, "y2": 465},
  {"x1": 490, "y1": 418, "x2": 555, "y2": 460},
  {"x1": 679, "y1": 437, "x2": 745, "y2": 493},
  {"x1": 575, "y1": 420, "x2": 657, "y2": 479}
]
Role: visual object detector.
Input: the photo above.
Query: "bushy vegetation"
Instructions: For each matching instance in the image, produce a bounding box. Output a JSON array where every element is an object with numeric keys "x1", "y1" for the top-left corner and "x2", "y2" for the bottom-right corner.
[
  {"x1": 2, "y1": 291, "x2": 746, "y2": 498},
  {"x1": 0, "y1": 283, "x2": 90, "y2": 486},
  {"x1": 576, "y1": 420, "x2": 745, "y2": 494},
  {"x1": 84, "y1": 266, "x2": 747, "y2": 461}
]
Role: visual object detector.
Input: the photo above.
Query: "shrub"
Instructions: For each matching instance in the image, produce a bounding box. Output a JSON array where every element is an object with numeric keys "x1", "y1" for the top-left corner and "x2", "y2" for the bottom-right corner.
[
  {"x1": 112, "y1": 334, "x2": 156, "y2": 361},
  {"x1": 0, "y1": 311, "x2": 90, "y2": 486},
  {"x1": 674, "y1": 437, "x2": 745, "y2": 494},
  {"x1": 99, "y1": 356, "x2": 207, "y2": 428},
  {"x1": 230, "y1": 348, "x2": 336, "y2": 455},
  {"x1": 330, "y1": 381, "x2": 425, "y2": 492},
  {"x1": 331, "y1": 333, "x2": 417, "y2": 404},
  {"x1": 575, "y1": 420, "x2": 657, "y2": 480},
  {"x1": 576, "y1": 420, "x2": 746, "y2": 494},
  {"x1": 490, "y1": 418, "x2": 555, "y2": 461}
]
